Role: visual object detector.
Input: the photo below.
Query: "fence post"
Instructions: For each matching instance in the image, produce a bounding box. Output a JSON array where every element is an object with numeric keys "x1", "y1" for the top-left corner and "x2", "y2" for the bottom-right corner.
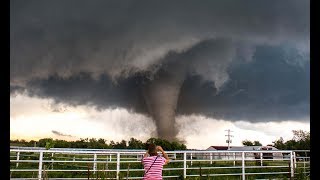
[
  {"x1": 87, "y1": 163, "x2": 91, "y2": 179},
  {"x1": 38, "y1": 151, "x2": 43, "y2": 180},
  {"x1": 290, "y1": 151, "x2": 294, "y2": 178},
  {"x1": 51, "y1": 153, "x2": 54, "y2": 170},
  {"x1": 210, "y1": 152, "x2": 212, "y2": 165},
  {"x1": 116, "y1": 152, "x2": 120, "y2": 180},
  {"x1": 293, "y1": 151, "x2": 297, "y2": 169},
  {"x1": 260, "y1": 152, "x2": 263, "y2": 166},
  {"x1": 93, "y1": 154, "x2": 97, "y2": 174},
  {"x1": 190, "y1": 153, "x2": 193, "y2": 166},
  {"x1": 242, "y1": 152, "x2": 245, "y2": 180},
  {"x1": 303, "y1": 157, "x2": 306, "y2": 175},
  {"x1": 16, "y1": 151, "x2": 20, "y2": 168},
  {"x1": 183, "y1": 152, "x2": 187, "y2": 179},
  {"x1": 126, "y1": 163, "x2": 130, "y2": 180},
  {"x1": 233, "y1": 152, "x2": 236, "y2": 166}
]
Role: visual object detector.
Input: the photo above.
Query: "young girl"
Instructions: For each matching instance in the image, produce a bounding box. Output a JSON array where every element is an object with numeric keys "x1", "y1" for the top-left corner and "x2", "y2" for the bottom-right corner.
[{"x1": 141, "y1": 144, "x2": 170, "y2": 180}]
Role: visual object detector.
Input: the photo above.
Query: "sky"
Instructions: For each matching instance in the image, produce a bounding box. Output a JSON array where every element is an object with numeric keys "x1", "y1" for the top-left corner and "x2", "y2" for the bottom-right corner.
[{"x1": 10, "y1": 0, "x2": 310, "y2": 149}]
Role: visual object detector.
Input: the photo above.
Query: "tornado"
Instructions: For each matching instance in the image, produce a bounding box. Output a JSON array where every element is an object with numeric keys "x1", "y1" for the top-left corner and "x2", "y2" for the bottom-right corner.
[{"x1": 142, "y1": 60, "x2": 186, "y2": 141}]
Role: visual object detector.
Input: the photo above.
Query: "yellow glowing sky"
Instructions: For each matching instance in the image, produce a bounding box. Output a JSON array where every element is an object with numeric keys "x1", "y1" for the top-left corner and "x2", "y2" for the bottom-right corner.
[{"x1": 10, "y1": 94, "x2": 310, "y2": 149}]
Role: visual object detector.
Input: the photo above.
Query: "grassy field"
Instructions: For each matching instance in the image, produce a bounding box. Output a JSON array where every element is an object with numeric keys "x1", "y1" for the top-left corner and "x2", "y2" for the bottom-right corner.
[{"x1": 10, "y1": 152, "x2": 310, "y2": 179}]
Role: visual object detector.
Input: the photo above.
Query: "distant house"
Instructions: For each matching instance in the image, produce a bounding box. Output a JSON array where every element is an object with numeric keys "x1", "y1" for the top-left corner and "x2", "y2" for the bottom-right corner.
[
  {"x1": 207, "y1": 146, "x2": 229, "y2": 151},
  {"x1": 193, "y1": 145, "x2": 283, "y2": 160}
]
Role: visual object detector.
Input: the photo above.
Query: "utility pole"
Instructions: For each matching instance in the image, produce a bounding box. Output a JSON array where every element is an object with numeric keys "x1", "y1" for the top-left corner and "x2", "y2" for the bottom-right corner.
[{"x1": 225, "y1": 129, "x2": 234, "y2": 150}]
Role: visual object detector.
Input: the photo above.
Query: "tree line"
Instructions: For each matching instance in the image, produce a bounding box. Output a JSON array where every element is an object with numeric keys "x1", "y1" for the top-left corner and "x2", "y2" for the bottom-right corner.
[
  {"x1": 242, "y1": 130, "x2": 310, "y2": 150},
  {"x1": 273, "y1": 130, "x2": 310, "y2": 150},
  {"x1": 10, "y1": 137, "x2": 187, "y2": 151},
  {"x1": 10, "y1": 129, "x2": 309, "y2": 151}
]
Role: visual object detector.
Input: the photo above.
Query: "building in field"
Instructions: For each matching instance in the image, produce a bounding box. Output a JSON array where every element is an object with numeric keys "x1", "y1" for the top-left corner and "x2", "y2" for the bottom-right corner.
[{"x1": 192, "y1": 145, "x2": 283, "y2": 160}]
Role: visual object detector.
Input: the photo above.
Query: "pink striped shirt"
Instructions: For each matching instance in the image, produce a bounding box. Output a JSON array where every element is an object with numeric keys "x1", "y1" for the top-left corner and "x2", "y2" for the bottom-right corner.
[{"x1": 142, "y1": 156, "x2": 166, "y2": 180}]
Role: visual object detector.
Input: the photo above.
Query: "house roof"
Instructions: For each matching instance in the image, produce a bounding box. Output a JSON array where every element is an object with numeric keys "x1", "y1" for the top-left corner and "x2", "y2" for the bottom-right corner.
[
  {"x1": 208, "y1": 146, "x2": 229, "y2": 150},
  {"x1": 230, "y1": 146, "x2": 262, "y2": 151},
  {"x1": 207, "y1": 145, "x2": 278, "y2": 151}
]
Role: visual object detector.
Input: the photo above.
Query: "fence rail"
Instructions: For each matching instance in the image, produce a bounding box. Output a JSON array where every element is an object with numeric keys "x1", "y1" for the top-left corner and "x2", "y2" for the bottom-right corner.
[{"x1": 10, "y1": 148, "x2": 310, "y2": 180}]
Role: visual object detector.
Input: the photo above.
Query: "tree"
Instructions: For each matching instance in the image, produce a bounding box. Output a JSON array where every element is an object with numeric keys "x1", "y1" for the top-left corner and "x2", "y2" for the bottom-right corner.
[
  {"x1": 98, "y1": 138, "x2": 106, "y2": 144},
  {"x1": 145, "y1": 137, "x2": 187, "y2": 150},
  {"x1": 242, "y1": 140, "x2": 262, "y2": 146},
  {"x1": 273, "y1": 130, "x2": 310, "y2": 151},
  {"x1": 292, "y1": 130, "x2": 310, "y2": 150},
  {"x1": 242, "y1": 140, "x2": 254, "y2": 146},
  {"x1": 45, "y1": 141, "x2": 55, "y2": 150},
  {"x1": 171, "y1": 141, "x2": 187, "y2": 150},
  {"x1": 42, "y1": 138, "x2": 55, "y2": 150},
  {"x1": 10, "y1": 137, "x2": 189, "y2": 150},
  {"x1": 38, "y1": 138, "x2": 54, "y2": 147},
  {"x1": 292, "y1": 130, "x2": 310, "y2": 142},
  {"x1": 273, "y1": 137, "x2": 286, "y2": 150},
  {"x1": 29, "y1": 140, "x2": 37, "y2": 147},
  {"x1": 128, "y1": 138, "x2": 144, "y2": 149},
  {"x1": 253, "y1": 141, "x2": 262, "y2": 146},
  {"x1": 109, "y1": 140, "x2": 116, "y2": 148},
  {"x1": 54, "y1": 140, "x2": 70, "y2": 148},
  {"x1": 88, "y1": 138, "x2": 98, "y2": 149},
  {"x1": 114, "y1": 140, "x2": 127, "y2": 149},
  {"x1": 73, "y1": 139, "x2": 88, "y2": 148}
]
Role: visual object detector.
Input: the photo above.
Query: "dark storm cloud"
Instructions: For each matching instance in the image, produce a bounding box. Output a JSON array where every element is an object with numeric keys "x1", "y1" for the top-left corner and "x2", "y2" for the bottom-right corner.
[
  {"x1": 52, "y1": 130, "x2": 74, "y2": 137},
  {"x1": 10, "y1": 0, "x2": 309, "y2": 85},
  {"x1": 10, "y1": 85, "x2": 26, "y2": 95},
  {"x1": 10, "y1": 0, "x2": 309, "y2": 139},
  {"x1": 25, "y1": 72, "x2": 149, "y2": 114},
  {"x1": 19, "y1": 45, "x2": 309, "y2": 122},
  {"x1": 178, "y1": 45, "x2": 310, "y2": 121}
]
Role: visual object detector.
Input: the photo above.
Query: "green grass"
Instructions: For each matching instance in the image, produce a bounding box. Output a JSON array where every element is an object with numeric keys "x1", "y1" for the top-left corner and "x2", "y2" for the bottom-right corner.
[{"x1": 10, "y1": 152, "x2": 310, "y2": 179}]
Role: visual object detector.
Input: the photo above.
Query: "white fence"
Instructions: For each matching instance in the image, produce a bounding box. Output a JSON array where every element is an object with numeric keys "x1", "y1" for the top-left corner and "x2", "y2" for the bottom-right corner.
[{"x1": 10, "y1": 147, "x2": 310, "y2": 180}]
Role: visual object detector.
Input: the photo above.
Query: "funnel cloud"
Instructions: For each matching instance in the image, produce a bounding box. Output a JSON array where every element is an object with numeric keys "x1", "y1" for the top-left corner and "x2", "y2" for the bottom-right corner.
[{"x1": 10, "y1": 0, "x2": 310, "y2": 140}]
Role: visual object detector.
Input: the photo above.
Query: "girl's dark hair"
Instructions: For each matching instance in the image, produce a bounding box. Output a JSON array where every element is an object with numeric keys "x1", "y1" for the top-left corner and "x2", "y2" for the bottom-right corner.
[{"x1": 148, "y1": 143, "x2": 158, "y2": 156}]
